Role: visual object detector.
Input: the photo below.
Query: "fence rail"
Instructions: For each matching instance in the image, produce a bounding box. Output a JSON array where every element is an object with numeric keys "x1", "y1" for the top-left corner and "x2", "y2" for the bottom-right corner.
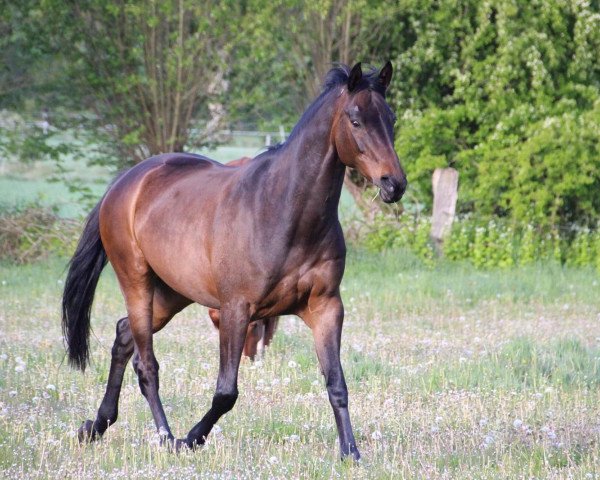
[{"x1": 217, "y1": 127, "x2": 287, "y2": 147}]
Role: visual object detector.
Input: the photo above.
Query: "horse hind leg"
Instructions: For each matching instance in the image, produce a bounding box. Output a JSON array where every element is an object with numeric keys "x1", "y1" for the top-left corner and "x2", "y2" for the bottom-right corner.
[
  {"x1": 210, "y1": 309, "x2": 274, "y2": 361},
  {"x1": 78, "y1": 316, "x2": 133, "y2": 443},
  {"x1": 126, "y1": 277, "x2": 195, "y2": 447},
  {"x1": 78, "y1": 281, "x2": 191, "y2": 444},
  {"x1": 243, "y1": 320, "x2": 265, "y2": 360},
  {"x1": 263, "y1": 317, "x2": 279, "y2": 349},
  {"x1": 246, "y1": 317, "x2": 279, "y2": 359}
]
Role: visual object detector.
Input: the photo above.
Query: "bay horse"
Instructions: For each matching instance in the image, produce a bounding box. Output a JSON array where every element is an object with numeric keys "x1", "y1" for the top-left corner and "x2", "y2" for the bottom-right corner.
[
  {"x1": 62, "y1": 62, "x2": 406, "y2": 460},
  {"x1": 208, "y1": 156, "x2": 279, "y2": 360}
]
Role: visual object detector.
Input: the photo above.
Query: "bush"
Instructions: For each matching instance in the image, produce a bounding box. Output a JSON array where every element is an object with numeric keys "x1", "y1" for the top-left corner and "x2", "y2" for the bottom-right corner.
[
  {"x1": 0, "y1": 203, "x2": 80, "y2": 263},
  {"x1": 360, "y1": 214, "x2": 600, "y2": 271},
  {"x1": 363, "y1": 214, "x2": 435, "y2": 265}
]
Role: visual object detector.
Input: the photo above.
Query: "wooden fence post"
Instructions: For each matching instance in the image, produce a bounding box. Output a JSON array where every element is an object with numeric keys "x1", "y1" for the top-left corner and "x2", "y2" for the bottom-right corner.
[{"x1": 431, "y1": 167, "x2": 459, "y2": 254}]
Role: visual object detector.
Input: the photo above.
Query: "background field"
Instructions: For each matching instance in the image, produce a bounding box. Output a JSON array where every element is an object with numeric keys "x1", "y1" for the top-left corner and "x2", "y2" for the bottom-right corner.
[
  {"x1": 0, "y1": 144, "x2": 262, "y2": 217},
  {"x1": 1, "y1": 251, "x2": 599, "y2": 479}
]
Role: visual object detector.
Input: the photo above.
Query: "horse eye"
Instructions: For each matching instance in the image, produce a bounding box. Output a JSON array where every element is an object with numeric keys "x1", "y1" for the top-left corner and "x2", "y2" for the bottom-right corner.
[{"x1": 351, "y1": 120, "x2": 360, "y2": 128}]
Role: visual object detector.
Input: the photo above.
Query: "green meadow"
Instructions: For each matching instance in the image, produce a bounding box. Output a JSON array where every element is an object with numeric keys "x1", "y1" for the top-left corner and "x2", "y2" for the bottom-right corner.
[{"x1": 1, "y1": 252, "x2": 599, "y2": 479}]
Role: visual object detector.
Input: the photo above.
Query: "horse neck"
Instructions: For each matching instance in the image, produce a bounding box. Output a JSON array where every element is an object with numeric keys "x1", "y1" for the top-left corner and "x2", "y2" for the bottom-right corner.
[{"x1": 271, "y1": 94, "x2": 346, "y2": 231}]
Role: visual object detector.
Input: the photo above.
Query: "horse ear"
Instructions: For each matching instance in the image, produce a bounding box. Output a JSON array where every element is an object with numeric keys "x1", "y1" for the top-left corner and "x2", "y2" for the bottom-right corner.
[
  {"x1": 379, "y1": 61, "x2": 393, "y2": 90},
  {"x1": 347, "y1": 62, "x2": 362, "y2": 92}
]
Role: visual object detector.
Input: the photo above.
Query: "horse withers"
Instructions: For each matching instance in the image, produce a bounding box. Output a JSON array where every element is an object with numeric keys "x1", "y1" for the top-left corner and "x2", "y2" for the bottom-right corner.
[{"x1": 62, "y1": 62, "x2": 406, "y2": 461}]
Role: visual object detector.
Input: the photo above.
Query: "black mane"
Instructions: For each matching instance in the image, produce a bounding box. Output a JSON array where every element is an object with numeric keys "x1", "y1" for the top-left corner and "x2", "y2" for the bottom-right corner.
[
  {"x1": 322, "y1": 64, "x2": 386, "y2": 96},
  {"x1": 268, "y1": 64, "x2": 385, "y2": 151}
]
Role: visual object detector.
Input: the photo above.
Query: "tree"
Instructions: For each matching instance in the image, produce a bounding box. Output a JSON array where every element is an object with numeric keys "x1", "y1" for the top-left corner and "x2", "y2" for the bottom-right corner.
[
  {"x1": 0, "y1": 0, "x2": 75, "y2": 164},
  {"x1": 40, "y1": 0, "x2": 237, "y2": 166}
]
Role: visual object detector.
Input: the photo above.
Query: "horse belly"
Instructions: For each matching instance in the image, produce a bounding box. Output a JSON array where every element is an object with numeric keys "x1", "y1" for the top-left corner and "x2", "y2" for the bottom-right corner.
[{"x1": 145, "y1": 243, "x2": 219, "y2": 308}]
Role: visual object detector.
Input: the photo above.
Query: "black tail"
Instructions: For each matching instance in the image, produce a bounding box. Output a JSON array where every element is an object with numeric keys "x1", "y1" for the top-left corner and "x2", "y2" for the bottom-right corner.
[{"x1": 61, "y1": 201, "x2": 108, "y2": 371}]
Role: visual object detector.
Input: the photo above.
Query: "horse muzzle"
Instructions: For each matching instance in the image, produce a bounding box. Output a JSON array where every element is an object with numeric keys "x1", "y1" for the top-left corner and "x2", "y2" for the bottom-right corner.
[{"x1": 378, "y1": 175, "x2": 407, "y2": 203}]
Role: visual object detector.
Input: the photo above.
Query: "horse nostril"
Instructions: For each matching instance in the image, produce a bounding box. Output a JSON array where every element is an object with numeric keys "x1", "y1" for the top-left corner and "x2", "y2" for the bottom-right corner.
[{"x1": 380, "y1": 176, "x2": 396, "y2": 193}]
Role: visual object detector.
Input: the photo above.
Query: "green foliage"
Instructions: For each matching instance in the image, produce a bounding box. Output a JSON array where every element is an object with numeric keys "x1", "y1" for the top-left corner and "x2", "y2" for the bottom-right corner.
[
  {"x1": 3, "y1": 0, "x2": 239, "y2": 168},
  {"x1": 566, "y1": 228, "x2": 594, "y2": 267},
  {"x1": 0, "y1": 1, "x2": 78, "y2": 165},
  {"x1": 391, "y1": 0, "x2": 600, "y2": 228},
  {"x1": 361, "y1": 215, "x2": 600, "y2": 272},
  {"x1": 226, "y1": 0, "x2": 397, "y2": 129},
  {"x1": 363, "y1": 214, "x2": 435, "y2": 265}
]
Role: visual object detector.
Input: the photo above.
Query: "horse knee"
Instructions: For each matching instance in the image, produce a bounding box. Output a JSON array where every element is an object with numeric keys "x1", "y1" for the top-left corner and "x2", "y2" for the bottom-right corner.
[
  {"x1": 212, "y1": 390, "x2": 238, "y2": 415},
  {"x1": 135, "y1": 356, "x2": 159, "y2": 398},
  {"x1": 326, "y1": 384, "x2": 348, "y2": 409}
]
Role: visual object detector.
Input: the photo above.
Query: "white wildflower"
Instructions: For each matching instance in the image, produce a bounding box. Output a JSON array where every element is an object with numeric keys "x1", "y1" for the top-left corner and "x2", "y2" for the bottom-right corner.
[
  {"x1": 482, "y1": 434, "x2": 495, "y2": 449},
  {"x1": 513, "y1": 419, "x2": 523, "y2": 429}
]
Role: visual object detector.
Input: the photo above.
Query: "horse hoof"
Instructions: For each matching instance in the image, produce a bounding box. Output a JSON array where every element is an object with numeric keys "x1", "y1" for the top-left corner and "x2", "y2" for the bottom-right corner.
[
  {"x1": 341, "y1": 448, "x2": 361, "y2": 463},
  {"x1": 77, "y1": 420, "x2": 97, "y2": 444},
  {"x1": 173, "y1": 438, "x2": 190, "y2": 453}
]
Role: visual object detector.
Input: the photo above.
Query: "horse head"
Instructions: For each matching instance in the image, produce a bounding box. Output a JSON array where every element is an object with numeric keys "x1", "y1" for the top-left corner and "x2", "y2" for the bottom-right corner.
[{"x1": 332, "y1": 62, "x2": 407, "y2": 203}]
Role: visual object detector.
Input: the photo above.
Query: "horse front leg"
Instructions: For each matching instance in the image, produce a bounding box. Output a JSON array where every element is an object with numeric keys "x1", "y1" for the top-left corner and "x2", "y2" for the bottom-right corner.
[
  {"x1": 183, "y1": 302, "x2": 248, "y2": 448},
  {"x1": 301, "y1": 294, "x2": 360, "y2": 461}
]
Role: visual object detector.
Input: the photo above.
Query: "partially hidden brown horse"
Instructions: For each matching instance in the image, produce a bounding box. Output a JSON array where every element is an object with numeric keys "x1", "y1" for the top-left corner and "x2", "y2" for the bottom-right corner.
[
  {"x1": 208, "y1": 156, "x2": 279, "y2": 360},
  {"x1": 61, "y1": 62, "x2": 406, "y2": 460}
]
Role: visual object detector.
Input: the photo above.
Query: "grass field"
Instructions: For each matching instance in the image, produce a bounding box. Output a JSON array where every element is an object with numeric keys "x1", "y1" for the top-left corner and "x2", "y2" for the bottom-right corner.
[{"x1": 1, "y1": 252, "x2": 599, "y2": 479}]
